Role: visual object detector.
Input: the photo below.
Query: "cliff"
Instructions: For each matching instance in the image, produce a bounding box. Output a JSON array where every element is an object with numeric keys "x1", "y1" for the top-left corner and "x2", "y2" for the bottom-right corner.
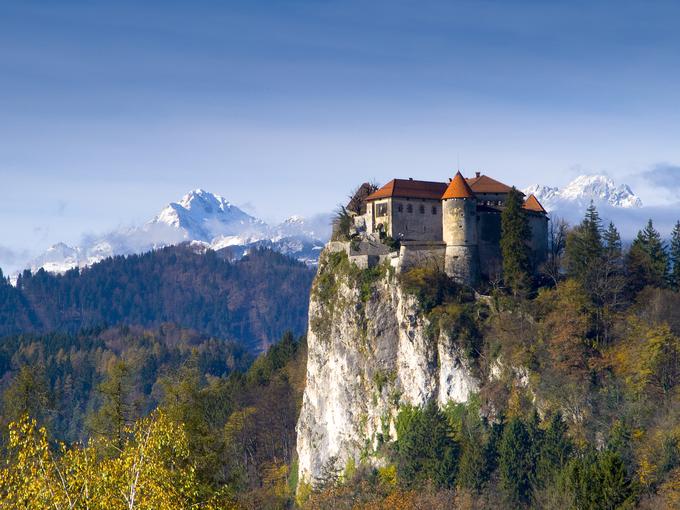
[{"x1": 296, "y1": 247, "x2": 481, "y2": 486}]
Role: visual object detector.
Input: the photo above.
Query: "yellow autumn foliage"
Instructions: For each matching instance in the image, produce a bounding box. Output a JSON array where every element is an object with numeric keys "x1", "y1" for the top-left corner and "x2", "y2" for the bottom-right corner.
[{"x1": 0, "y1": 412, "x2": 239, "y2": 510}]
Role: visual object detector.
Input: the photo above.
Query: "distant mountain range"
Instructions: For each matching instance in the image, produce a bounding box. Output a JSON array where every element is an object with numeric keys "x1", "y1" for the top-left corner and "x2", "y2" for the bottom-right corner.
[
  {"x1": 520, "y1": 174, "x2": 680, "y2": 239},
  {"x1": 23, "y1": 174, "x2": 676, "y2": 275},
  {"x1": 523, "y1": 174, "x2": 643, "y2": 211},
  {"x1": 29, "y1": 189, "x2": 331, "y2": 274}
]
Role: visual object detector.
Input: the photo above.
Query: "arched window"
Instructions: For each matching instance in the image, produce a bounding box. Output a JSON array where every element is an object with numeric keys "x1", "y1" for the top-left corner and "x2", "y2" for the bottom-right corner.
[{"x1": 407, "y1": 204, "x2": 413, "y2": 213}]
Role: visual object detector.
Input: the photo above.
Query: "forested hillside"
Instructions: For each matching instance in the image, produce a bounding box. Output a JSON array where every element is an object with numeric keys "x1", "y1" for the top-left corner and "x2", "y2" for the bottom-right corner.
[
  {"x1": 0, "y1": 324, "x2": 252, "y2": 444},
  {"x1": 0, "y1": 330, "x2": 308, "y2": 509},
  {"x1": 0, "y1": 245, "x2": 315, "y2": 351},
  {"x1": 2, "y1": 206, "x2": 680, "y2": 508}
]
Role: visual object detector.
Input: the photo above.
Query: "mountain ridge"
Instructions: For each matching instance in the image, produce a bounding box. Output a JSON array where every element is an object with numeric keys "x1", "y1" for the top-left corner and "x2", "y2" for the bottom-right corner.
[
  {"x1": 27, "y1": 189, "x2": 331, "y2": 274},
  {"x1": 523, "y1": 174, "x2": 643, "y2": 210}
]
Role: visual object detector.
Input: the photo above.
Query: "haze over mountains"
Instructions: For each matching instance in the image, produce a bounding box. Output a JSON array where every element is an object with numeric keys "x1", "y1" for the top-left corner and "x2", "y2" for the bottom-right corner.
[
  {"x1": 14, "y1": 173, "x2": 680, "y2": 275},
  {"x1": 28, "y1": 189, "x2": 331, "y2": 274}
]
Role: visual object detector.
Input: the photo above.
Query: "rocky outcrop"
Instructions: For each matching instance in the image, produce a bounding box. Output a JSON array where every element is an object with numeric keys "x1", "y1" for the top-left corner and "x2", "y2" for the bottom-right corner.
[{"x1": 295, "y1": 249, "x2": 479, "y2": 486}]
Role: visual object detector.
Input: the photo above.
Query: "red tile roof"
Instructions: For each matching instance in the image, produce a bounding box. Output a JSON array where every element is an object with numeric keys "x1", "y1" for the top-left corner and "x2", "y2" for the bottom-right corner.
[
  {"x1": 466, "y1": 174, "x2": 514, "y2": 194},
  {"x1": 442, "y1": 171, "x2": 476, "y2": 199},
  {"x1": 523, "y1": 194, "x2": 547, "y2": 213},
  {"x1": 366, "y1": 173, "x2": 515, "y2": 201},
  {"x1": 366, "y1": 179, "x2": 447, "y2": 201}
]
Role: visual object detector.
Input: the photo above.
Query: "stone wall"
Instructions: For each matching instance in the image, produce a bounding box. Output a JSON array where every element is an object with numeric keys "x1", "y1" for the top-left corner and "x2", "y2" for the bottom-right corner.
[
  {"x1": 390, "y1": 198, "x2": 443, "y2": 241},
  {"x1": 528, "y1": 213, "x2": 549, "y2": 267},
  {"x1": 397, "y1": 241, "x2": 446, "y2": 273},
  {"x1": 442, "y1": 198, "x2": 479, "y2": 284},
  {"x1": 477, "y1": 210, "x2": 503, "y2": 280}
]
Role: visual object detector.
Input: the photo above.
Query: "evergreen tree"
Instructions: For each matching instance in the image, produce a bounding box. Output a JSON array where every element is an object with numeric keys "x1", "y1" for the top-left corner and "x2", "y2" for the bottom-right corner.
[
  {"x1": 500, "y1": 187, "x2": 532, "y2": 295},
  {"x1": 603, "y1": 222, "x2": 622, "y2": 264},
  {"x1": 395, "y1": 402, "x2": 459, "y2": 488},
  {"x1": 2, "y1": 365, "x2": 50, "y2": 427},
  {"x1": 561, "y1": 450, "x2": 633, "y2": 510},
  {"x1": 669, "y1": 221, "x2": 680, "y2": 290},
  {"x1": 565, "y1": 202, "x2": 604, "y2": 287},
  {"x1": 535, "y1": 412, "x2": 572, "y2": 484},
  {"x1": 627, "y1": 219, "x2": 669, "y2": 291},
  {"x1": 484, "y1": 419, "x2": 504, "y2": 476},
  {"x1": 498, "y1": 417, "x2": 534, "y2": 507},
  {"x1": 86, "y1": 360, "x2": 140, "y2": 449},
  {"x1": 457, "y1": 432, "x2": 487, "y2": 492}
]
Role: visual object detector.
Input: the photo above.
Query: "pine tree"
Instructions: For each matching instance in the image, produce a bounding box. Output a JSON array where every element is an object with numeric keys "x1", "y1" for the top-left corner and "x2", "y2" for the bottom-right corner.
[
  {"x1": 627, "y1": 219, "x2": 669, "y2": 291},
  {"x1": 86, "y1": 359, "x2": 139, "y2": 449},
  {"x1": 669, "y1": 221, "x2": 680, "y2": 290},
  {"x1": 457, "y1": 433, "x2": 486, "y2": 492},
  {"x1": 536, "y1": 412, "x2": 572, "y2": 484},
  {"x1": 395, "y1": 403, "x2": 459, "y2": 488},
  {"x1": 500, "y1": 187, "x2": 532, "y2": 296},
  {"x1": 565, "y1": 202, "x2": 604, "y2": 286},
  {"x1": 561, "y1": 450, "x2": 633, "y2": 510},
  {"x1": 2, "y1": 365, "x2": 50, "y2": 427},
  {"x1": 499, "y1": 417, "x2": 534, "y2": 507},
  {"x1": 603, "y1": 222, "x2": 622, "y2": 264}
]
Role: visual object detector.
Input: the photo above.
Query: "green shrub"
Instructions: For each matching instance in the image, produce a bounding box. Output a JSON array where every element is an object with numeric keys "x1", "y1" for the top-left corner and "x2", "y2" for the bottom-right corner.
[{"x1": 399, "y1": 267, "x2": 469, "y2": 312}]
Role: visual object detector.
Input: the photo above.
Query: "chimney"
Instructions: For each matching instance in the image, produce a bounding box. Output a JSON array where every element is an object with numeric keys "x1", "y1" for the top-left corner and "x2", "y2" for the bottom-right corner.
[{"x1": 475, "y1": 171, "x2": 481, "y2": 178}]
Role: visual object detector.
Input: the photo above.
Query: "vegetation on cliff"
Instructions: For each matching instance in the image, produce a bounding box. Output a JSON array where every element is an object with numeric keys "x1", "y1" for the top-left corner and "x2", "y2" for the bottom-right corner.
[{"x1": 301, "y1": 206, "x2": 680, "y2": 509}]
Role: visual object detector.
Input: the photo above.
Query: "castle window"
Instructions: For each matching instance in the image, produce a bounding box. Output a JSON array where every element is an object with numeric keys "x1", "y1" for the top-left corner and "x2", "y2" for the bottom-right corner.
[
  {"x1": 407, "y1": 204, "x2": 413, "y2": 213},
  {"x1": 431, "y1": 206, "x2": 437, "y2": 214},
  {"x1": 376, "y1": 203, "x2": 388, "y2": 216},
  {"x1": 419, "y1": 205, "x2": 425, "y2": 214},
  {"x1": 398, "y1": 204, "x2": 403, "y2": 213}
]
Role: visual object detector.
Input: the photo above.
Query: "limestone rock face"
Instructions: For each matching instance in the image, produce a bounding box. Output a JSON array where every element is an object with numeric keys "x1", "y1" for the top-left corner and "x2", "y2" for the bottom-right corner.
[{"x1": 295, "y1": 249, "x2": 479, "y2": 486}]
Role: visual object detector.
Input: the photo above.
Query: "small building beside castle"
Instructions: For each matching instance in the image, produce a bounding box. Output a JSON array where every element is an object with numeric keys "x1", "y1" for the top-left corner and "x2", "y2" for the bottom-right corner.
[{"x1": 352, "y1": 171, "x2": 548, "y2": 285}]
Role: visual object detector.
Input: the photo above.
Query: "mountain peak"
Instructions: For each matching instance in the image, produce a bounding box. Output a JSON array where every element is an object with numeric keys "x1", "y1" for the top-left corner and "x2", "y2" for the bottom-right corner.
[
  {"x1": 151, "y1": 189, "x2": 260, "y2": 242},
  {"x1": 178, "y1": 189, "x2": 232, "y2": 211},
  {"x1": 26, "y1": 189, "x2": 331, "y2": 275},
  {"x1": 524, "y1": 174, "x2": 642, "y2": 210}
]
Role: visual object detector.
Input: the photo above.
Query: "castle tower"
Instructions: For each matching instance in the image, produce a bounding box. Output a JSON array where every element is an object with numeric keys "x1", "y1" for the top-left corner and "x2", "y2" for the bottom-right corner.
[{"x1": 442, "y1": 171, "x2": 479, "y2": 286}]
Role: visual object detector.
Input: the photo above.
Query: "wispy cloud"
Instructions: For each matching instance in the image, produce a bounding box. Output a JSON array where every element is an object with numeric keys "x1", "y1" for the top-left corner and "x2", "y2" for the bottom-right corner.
[
  {"x1": 56, "y1": 200, "x2": 68, "y2": 216},
  {"x1": 0, "y1": 245, "x2": 29, "y2": 272},
  {"x1": 642, "y1": 163, "x2": 680, "y2": 190}
]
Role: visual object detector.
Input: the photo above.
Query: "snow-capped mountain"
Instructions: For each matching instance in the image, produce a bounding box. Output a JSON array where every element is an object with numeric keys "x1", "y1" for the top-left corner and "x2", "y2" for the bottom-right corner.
[
  {"x1": 524, "y1": 174, "x2": 643, "y2": 211},
  {"x1": 520, "y1": 174, "x2": 669, "y2": 239},
  {"x1": 29, "y1": 242, "x2": 82, "y2": 274},
  {"x1": 152, "y1": 189, "x2": 267, "y2": 242},
  {"x1": 28, "y1": 190, "x2": 331, "y2": 274}
]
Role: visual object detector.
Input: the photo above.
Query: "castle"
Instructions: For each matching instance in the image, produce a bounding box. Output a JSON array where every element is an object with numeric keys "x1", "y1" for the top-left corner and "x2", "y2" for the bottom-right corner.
[{"x1": 342, "y1": 171, "x2": 548, "y2": 286}]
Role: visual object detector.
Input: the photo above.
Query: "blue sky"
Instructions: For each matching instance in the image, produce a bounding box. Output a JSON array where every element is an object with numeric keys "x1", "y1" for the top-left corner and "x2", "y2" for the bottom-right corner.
[{"x1": 2, "y1": 0, "x2": 680, "y2": 268}]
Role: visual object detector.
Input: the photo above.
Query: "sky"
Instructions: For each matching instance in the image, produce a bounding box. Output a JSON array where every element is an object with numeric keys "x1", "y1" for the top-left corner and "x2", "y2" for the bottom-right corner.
[{"x1": 2, "y1": 0, "x2": 680, "y2": 269}]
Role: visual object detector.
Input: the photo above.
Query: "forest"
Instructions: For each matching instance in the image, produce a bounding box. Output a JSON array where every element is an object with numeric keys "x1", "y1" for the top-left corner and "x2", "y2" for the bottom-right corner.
[
  {"x1": 1, "y1": 194, "x2": 680, "y2": 508},
  {"x1": 0, "y1": 245, "x2": 315, "y2": 352}
]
